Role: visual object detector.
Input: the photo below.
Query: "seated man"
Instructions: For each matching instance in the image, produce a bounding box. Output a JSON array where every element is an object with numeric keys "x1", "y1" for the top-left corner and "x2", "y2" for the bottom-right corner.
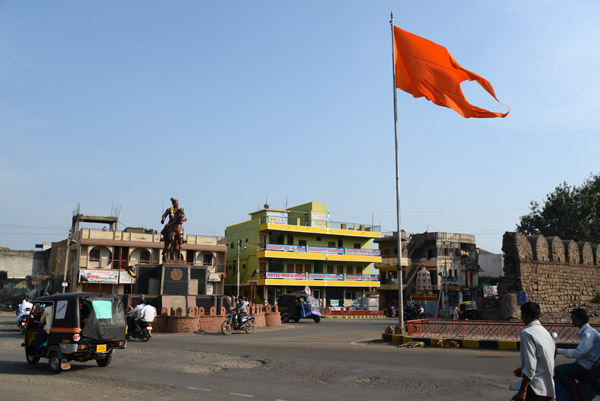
[
  {"x1": 35, "y1": 304, "x2": 53, "y2": 353},
  {"x1": 555, "y1": 308, "x2": 600, "y2": 401},
  {"x1": 136, "y1": 303, "x2": 157, "y2": 332},
  {"x1": 234, "y1": 297, "x2": 248, "y2": 328},
  {"x1": 127, "y1": 300, "x2": 147, "y2": 336}
]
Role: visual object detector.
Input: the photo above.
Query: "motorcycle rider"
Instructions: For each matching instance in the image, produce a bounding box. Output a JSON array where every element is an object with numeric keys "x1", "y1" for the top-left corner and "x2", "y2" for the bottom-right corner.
[
  {"x1": 137, "y1": 303, "x2": 157, "y2": 333},
  {"x1": 16, "y1": 296, "x2": 32, "y2": 325},
  {"x1": 127, "y1": 296, "x2": 147, "y2": 336},
  {"x1": 234, "y1": 297, "x2": 248, "y2": 328}
]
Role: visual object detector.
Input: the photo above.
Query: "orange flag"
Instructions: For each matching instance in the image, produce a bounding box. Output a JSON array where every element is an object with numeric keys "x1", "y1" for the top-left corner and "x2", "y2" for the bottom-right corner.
[{"x1": 393, "y1": 26, "x2": 509, "y2": 118}]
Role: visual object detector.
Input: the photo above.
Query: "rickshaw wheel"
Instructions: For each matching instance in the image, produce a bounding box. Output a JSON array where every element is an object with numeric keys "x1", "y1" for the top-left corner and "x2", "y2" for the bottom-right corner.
[
  {"x1": 313, "y1": 315, "x2": 321, "y2": 323},
  {"x1": 26, "y1": 353, "x2": 40, "y2": 365},
  {"x1": 293, "y1": 315, "x2": 300, "y2": 323},
  {"x1": 96, "y1": 354, "x2": 113, "y2": 367},
  {"x1": 281, "y1": 313, "x2": 290, "y2": 323},
  {"x1": 221, "y1": 321, "x2": 232, "y2": 335},
  {"x1": 244, "y1": 321, "x2": 255, "y2": 334},
  {"x1": 49, "y1": 352, "x2": 62, "y2": 373}
]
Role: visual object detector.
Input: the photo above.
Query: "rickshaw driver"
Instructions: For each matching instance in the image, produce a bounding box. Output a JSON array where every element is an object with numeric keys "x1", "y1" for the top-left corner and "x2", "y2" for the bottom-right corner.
[{"x1": 35, "y1": 304, "x2": 53, "y2": 353}]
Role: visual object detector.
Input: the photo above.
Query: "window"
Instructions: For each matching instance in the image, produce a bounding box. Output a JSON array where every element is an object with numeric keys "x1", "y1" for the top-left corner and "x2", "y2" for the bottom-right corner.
[
  {"x1": 347, "y1": 266, "x2": 354, "y2": 275},
  {"x1": 231, "y1": 243, "x2": 234, "y2": 249},
  {"x1": 140, "y1": 250, "x2": 151, "y2": 264},
  {"x1": 316, "y1": 236, "x2": 321, "y2": 241},
  {"x1": 427, "y1": 248, "x2": 435, "y2": 259},
  {"x1": 338, "y1": 237, "x2": 343, "y2": 248},
  {"x1": 286, "y1": 264, "x2": 294, "y2": 273},
  {"x1": 304, "y1": 264, "x2": 312, "y2": 273},
  {"x1": 287, "y1": 234, "x2": 294, "y2": 245},
  {"x1": 295, "y1": 264, "x2": 302, "y2": 273},
  {"x1": 203, "y1": 253, "x2": 213, "y2": 265},
  {"x1": 299, "y1": 240, "x2": 306, "y2": 247},
  {"x1": 328, "y1": 242, "x2": 336, "y2": 248},
  {"x1": 337, "y1": 265, "x2": 343, "y2": 274},
  {"x1": 356, "y1": 266, "x2": 363, "y2": 275},
  {"x1": 259, "y1": 263, "x2": 266, "y2": 276},
  {"x1": 353, "y1": 243, "x2": 360, "y2": 249},
  {"x1": 327, "y1": 265, "x2": 334, "y2": 274},
  {"x1": 90, "y1": 248, "x2": 100, "y2": 262},
  {"x1": 382, "y1": 249, "x2": 390, "y2": 256}
]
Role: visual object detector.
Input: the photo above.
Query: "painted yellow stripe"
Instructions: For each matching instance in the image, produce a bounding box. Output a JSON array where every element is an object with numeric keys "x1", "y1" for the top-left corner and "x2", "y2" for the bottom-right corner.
[
  {"x1": 462, "y1": 339, "x2": 479, "y2": 349},
  {"x1": 260, "y1": 279, "x2": 380, "y2": 287},
  {"x1": 391, "y1": 334, "x2": 403, "y2": 343},
  {"x1": 258, "y1": 223, "x2": 381, "y2": 238},
  {"x1": 498, "y1": 341, "x2": 518, "y2": 350}
]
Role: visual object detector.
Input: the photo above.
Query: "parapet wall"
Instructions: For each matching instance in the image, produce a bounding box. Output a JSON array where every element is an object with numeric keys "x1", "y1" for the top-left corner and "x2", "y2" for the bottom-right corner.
[{"x1": 499, "y1": 232, "x2": 600, "y2": 315}]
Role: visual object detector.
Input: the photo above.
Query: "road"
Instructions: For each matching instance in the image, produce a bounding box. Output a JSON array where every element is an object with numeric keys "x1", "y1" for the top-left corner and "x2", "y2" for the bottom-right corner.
[{"x1": 0, "y1": 313, "x2": 548, "y2": 401}]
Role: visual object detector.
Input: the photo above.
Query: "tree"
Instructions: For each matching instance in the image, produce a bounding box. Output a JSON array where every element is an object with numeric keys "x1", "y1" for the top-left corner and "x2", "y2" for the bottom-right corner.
[{"x1": 517, "y1": 173, "x2": 600, "y2": 243}]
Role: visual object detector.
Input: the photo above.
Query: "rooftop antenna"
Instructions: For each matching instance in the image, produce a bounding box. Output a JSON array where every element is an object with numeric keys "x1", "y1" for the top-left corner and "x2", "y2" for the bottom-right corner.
[
  {"x1": 285, "y1": 194, "x2": 288, "y2": 210},
  {"x1": 264, "y1": 194, "x2": 269, "y2": 209},
  {"x1": 425, "y1": 223, "x2": 430, "y2": 233}
]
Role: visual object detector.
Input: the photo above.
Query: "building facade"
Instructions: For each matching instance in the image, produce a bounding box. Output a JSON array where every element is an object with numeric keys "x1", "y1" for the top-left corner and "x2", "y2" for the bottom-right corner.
[
  {"x1": 376, "y1": 231, "x2": 481, "y2": 316},
  {"x1": 225, "y1": 202, "x2": 381, "y2": 308},
  {"x1": 53, "y1": 213, "x2": 227, "y2": 296}
]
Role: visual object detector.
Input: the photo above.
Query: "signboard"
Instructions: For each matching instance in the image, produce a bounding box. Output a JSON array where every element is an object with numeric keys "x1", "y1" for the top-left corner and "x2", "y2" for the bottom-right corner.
[
  {"x1": 266, "y1": 211, "x2": 288, "y2": 225},
  {"x1": 346, "y1": 274, "x2": 379, "y2": 281},
  {"x1": 345, "y1": 249, "x2": 381, "y2": 256},
  {"x1": 266, "y1": 244, "x2": 306, "y2": 252},
  {"x1": 79, "y1": 269, "x2": 119, "y2": 284},
  {"x1": 311, "y1": 212, "x2": 330, "y2": 228},
  {"x1": 119, "y1": 271, "x2": 136, "y2": 284},
  {"x1": 416, "y1": 268, "x2": 432, "y2": 292},
  {"x1": 265, "y1": 272, "x2": 306, "y2": 280},
  {"x1": 517, "y1": 292, "x2": 527, "y2": 306},
  {"x1": 306, "y1": 246, "x2": 344, "y2": 255},
  {"x1": 61, "y1": 282, "x2": 68, "y2": 287},
  {"x1": 307, "y1": 273, "x2": 344, "y2": 280}
]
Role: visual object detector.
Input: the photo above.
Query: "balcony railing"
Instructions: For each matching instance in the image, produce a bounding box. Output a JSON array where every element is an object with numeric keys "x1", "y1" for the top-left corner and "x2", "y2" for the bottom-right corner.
[
  {"x1": 264, "y1": 272, "x2": 379, "y2": 282},
  {"x1": 259, "y1": 217, "x2": 381, "y2": 232},
  {"x1": 264, "y1": 244, "x2": 380, "y2": 256}
]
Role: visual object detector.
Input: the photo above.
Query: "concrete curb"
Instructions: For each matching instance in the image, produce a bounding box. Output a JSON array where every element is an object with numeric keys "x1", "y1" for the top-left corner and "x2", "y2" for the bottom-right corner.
[{"x1": 381, "y1": 333, "x2": 578, "y2": 351}]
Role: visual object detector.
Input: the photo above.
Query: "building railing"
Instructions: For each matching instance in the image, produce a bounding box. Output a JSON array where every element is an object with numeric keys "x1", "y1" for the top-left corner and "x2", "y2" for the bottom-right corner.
[
  {"x1": 81, "y1": 229, "x2": 226, "y2": 246},
  {"x1": 258, "y1": 217, "x2": 381, "y2": 232},
  {"x1": 264, "y1": 272, "x2": 379, "y2": 282},
  {"x1": 264, "y1": 244, "x2": 381, "y2": 256}
]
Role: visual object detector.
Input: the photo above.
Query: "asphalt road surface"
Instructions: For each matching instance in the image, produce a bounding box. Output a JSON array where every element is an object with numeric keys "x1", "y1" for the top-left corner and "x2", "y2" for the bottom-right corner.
[{"x1": 0, "y1": 313, "x2": 551, "y2": 401}]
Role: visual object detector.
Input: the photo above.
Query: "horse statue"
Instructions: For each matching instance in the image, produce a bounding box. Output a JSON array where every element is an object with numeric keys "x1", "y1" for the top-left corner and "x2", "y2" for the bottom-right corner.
[{"x1": 162, "y1": 207, "x2": 186, "y2": 262}]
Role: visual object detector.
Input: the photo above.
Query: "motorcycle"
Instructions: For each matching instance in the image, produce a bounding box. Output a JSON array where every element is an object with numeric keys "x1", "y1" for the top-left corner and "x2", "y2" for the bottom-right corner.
[
  {"x1": 127, "y1": 319, "x2": 152, "y2": 342},
  {"x1": 221, "y1": 310, "x2": 255, "y2": 335},
  {"x1": 17, "y1": 307, "x2": 31, "y2": 334},
  {"x1": 404, "y1": 303, "x2": 429, "y2": 320}
]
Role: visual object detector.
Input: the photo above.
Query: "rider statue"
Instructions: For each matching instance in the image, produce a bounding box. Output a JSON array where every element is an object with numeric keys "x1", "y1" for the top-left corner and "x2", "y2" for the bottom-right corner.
[{"x1": 160, "y1": 198, "x2": 187, "y2": 261}]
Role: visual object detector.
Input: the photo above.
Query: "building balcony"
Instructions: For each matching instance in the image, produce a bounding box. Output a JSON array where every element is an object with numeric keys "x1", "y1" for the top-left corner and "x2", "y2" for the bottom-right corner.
[
  {"x1": 257, "y1": 244, "x2": 381, "y2": 263},
  {"x1": 258, "y1": 272, "x2": 380, "y2": 287},
  {"x1": 257, "y1": 219, "x2": 381, "y2": 238}
]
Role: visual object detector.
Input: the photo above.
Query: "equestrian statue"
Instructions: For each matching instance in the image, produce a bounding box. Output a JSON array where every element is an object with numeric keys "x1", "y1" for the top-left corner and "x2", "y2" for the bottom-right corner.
[{"x1": 160, "y1": 197, "x2": 187, "y2": 262}]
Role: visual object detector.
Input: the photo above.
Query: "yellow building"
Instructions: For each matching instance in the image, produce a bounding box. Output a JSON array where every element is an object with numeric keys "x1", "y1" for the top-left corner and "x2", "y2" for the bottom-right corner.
[{"x1": 225, "y1": 202, "x2": 381, "y2": 308}]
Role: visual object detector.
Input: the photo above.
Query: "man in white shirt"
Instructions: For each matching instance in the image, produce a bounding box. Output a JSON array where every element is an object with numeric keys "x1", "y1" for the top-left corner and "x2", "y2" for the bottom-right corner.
[
  {"x1": 137, "y1": 304, "x2": 157, "y2": 327},
  {"x1": 555, "y1": 308, "x2": 600, "y2": 400},
  {"x1": 512, "y1": 301, "x2": 555, "y2": 401},
  {"x1": 16, "y1": 297, "x2": 33, "y2": 323}
]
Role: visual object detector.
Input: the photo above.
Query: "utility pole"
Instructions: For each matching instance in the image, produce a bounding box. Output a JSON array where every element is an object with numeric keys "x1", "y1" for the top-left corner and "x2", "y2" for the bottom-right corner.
[
  {"x1": 236, "y1": 239, "x2": 241, "y2": 299},
  {"x1": 62, "y1": 230, "x2": 72, "y2": 293}
]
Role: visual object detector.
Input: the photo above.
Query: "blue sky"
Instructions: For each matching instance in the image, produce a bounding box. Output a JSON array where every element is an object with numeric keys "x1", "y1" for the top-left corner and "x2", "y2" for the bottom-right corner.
[{"x1": 1, "y1": 1, "x2": 599, "y2": 253}]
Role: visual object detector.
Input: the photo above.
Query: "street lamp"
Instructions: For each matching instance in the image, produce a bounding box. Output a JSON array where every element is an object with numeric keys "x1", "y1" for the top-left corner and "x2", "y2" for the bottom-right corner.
[{"x1": 236, "y1": 240, "x2": 247, "y2": 299}]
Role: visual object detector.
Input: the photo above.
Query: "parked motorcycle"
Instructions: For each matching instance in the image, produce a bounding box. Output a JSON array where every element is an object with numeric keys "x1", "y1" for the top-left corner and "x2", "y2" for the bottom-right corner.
[{"x1": 221, "y1": 310, "x2": 255, "y2": 335}]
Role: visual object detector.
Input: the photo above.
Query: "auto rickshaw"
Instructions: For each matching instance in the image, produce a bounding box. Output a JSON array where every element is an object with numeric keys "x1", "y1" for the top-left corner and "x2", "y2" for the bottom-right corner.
[
  {"x1": 458, "y1": 301, "x2": 478, "y2": 320},
  {"x1": 277, "y1": 293, "x2": 321, "y2": 323},
  {"x1": 22, "y1": 292, "x2": 127, "y2": 373}
]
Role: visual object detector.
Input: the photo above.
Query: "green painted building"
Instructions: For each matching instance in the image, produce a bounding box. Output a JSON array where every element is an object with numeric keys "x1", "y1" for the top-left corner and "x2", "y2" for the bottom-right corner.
[{"x1": 225, "y1": 202, "x2": 381, "y2": 308}]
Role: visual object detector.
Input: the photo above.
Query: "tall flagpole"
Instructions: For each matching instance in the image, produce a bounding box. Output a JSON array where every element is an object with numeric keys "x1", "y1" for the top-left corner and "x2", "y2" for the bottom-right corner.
[{"x1": 390, "y1": 12, "x2": 404, "y2": 331}]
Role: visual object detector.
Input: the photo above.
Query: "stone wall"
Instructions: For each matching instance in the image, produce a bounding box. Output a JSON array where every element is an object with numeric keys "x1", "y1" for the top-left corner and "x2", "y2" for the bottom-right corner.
[{"x1": 498, "y1": 232, "x2": 600, "y2": 317}]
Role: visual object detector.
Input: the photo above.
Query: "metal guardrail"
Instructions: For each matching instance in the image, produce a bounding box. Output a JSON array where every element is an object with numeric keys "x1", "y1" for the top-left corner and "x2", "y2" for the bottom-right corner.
[{"x1": 406, "y1": 319, "x2": 600, "y2": 343}]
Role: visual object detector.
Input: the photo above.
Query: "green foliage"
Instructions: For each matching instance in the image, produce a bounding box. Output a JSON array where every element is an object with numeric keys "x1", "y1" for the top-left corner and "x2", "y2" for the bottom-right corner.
[{"x1": 517, "y1": 173, "x2": 600, "y2": 243}]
